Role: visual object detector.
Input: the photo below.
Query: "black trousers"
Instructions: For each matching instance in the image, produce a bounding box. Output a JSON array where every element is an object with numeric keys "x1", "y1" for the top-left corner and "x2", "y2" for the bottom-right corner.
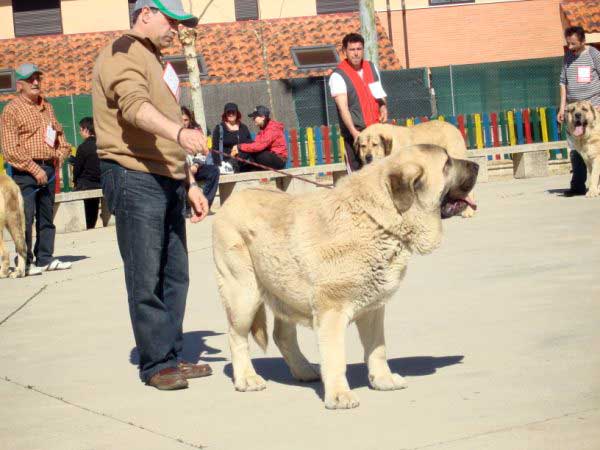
[
  {"x1": 12, "y1": 164, "x2": 56, "y2": 267},
  {"x1": 239, "y1": 150, "x2": 286, "y2": 172},
  {"x1": 342, "y1": 135, "x2": 362, "y2": 172},
  {"x1": 83, "y1": 198, "x2": 100, "y2": 229},
  {"x1": 570, "y1": 150, "x2": 588, "y2": 193}
]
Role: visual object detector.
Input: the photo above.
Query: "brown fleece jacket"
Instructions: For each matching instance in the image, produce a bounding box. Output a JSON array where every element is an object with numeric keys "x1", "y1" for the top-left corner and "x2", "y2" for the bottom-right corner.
[{"x1": 92, "y1": 31, "x2": 185, "y2": 179}]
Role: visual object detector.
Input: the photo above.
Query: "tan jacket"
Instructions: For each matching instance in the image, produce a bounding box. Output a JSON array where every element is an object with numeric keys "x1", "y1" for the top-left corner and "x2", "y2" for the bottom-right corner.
[{"x1": 92, "y1": 31, "x2": 185, "y2": 179}]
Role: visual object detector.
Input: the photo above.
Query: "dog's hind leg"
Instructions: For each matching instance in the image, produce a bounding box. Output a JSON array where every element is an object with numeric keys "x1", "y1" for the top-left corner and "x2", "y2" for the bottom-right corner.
[
  {"x1": 355, "y1": 306, "x2": 407, "y2": 391},
  {"x1": 0, "y1": 221, "x2": 9, "y2": 279},
  {"x1": 215, "y1": 240, "x2": 267, "y2": 392},
  {"x1": 273, "y1": 318, "x2": 320, "y2": 382}
]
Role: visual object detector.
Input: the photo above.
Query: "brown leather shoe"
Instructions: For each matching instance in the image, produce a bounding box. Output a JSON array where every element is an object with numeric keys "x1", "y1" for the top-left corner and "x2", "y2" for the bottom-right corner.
[
  {"x1": 178, "y1": 361, "x2": 213, "y2": 379},
  {"x1": 147, "y1": 367, "x2": 188, "y2": 390}
]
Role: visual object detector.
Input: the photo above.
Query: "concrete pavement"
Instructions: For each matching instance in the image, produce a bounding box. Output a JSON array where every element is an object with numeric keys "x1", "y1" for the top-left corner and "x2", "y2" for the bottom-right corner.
[{"x1": 1, "y1": 174, "x2": 599, "y2": 450}]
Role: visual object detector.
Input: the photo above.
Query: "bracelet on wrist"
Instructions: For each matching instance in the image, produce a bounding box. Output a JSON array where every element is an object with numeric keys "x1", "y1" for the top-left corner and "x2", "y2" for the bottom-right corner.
[{"x1": 177, "y1": 127, "x2": 185, "y2": 146}]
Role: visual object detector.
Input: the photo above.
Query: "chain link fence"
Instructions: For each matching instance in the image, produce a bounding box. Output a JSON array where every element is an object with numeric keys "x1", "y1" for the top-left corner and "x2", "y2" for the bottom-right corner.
[{"x1": 431, "y1": 57, "x2": 563, "y2": 117}]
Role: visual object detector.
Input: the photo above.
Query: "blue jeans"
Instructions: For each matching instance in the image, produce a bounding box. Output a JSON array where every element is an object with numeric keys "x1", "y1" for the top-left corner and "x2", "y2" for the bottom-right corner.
[
  {"x1": 194, "y1": 163, "x2": 220, "y2": 207},
  {"x1": 100, "y1": 160, "x2": 189, "y2": 383},
  {"x1": 12, "y1": 163, "x2": 56, "y2": 267}
]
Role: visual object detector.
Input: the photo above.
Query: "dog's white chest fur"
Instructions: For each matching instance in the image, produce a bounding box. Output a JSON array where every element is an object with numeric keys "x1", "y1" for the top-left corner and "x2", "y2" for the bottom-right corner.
[{"x1": 353, "y1": 236, "x2": 410, "y2": 312}]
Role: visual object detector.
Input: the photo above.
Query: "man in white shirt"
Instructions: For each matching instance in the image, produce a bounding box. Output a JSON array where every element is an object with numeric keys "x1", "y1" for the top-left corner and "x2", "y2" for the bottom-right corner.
[{"x1": 329, "y1": 33, "x2": 387, "y2": 172}]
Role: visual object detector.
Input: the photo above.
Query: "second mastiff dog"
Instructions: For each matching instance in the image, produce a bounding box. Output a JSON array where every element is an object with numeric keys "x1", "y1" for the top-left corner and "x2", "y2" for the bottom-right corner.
[
  {"x1": 565, "y1": 100, "x2": 600, "y2": 197},
  {"x1": 355, "y1": 121, "x2": 477, "y2": 217},
  {"x1": 213, "y1": 144, "x2": 478, "y2": 409}
]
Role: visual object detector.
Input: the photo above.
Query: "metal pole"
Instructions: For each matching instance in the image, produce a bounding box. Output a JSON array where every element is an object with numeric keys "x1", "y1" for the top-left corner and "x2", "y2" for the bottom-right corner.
[
  {"x1": 386, "y1": 0, "x2": 393, "y2": 47},
  {"x1": 401, "y1": 0, "x2": 409, "y2": 68},
  {"x1": 69, "y1": 94, "x2": 77, "y2": 145},
  {"x1": 323, "y1": 76, "x2": 330, "y2": 126},
  {"x1": 360, "y1": 0, "x2": 378, "y2": 67},
  {"x1": 449, "y1": 65, "x2": 456, "y2": 117}
]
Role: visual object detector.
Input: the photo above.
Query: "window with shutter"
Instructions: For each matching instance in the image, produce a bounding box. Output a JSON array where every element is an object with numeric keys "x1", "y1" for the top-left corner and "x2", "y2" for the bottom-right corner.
[
  {"x1": 291, "y1": 46, "x2": 340, "y2": 70},
  {"x1": 163, "y1": 55, "x2": 209, "y2": 80},
  {"x1": 12, "y1": 0, "x2": 62, "y2": 37},
  {"x1": 0, "y1": 70, "x2": 16, "y2": 93},
  {"x1": 316, "y1": 0, "x2": 359, "y2": 15},
  {"x1": 235, "y1": 0, "x2": 259, "y2": 21},
  {"x1": 429, "y1": 0, "x2": 474, "y2": 5}
]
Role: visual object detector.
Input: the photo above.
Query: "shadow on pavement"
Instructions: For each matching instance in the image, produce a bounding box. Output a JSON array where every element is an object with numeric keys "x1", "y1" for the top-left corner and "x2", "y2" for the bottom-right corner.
[
  {"x1": 57, "y1": 255, "x2": 90, "y2": 263},
  {"x1": 129, "y1": 330, "x2": 226, "y2": 366},
  {"x1": 223, "y1": 355, "x2": 464, "y2": 399},
  {"x1": 546, "y1": 188, "x2": 587, "y2": 197}
]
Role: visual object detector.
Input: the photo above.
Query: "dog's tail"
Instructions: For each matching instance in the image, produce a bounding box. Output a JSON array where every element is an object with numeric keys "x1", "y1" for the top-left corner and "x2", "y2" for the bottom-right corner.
[{"x1": 250, "y1": 303, "x2": 268, "y2": 352}]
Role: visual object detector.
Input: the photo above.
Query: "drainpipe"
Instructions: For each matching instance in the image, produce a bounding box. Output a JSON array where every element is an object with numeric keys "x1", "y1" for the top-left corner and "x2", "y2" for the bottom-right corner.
[{"x1": 401, "y1": 0, "x2": 410, "y2": 68}]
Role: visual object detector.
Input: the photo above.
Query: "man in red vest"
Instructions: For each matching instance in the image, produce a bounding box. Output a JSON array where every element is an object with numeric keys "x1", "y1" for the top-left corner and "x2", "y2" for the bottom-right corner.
[{"x1": 329, "y1": 33, "x2": 388, "y2": 172}]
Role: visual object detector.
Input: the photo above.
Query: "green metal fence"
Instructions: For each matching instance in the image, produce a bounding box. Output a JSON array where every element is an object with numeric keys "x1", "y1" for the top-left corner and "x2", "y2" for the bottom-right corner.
[{"x1": 431, "y1": 57, "x2": 563, "y2": 116}]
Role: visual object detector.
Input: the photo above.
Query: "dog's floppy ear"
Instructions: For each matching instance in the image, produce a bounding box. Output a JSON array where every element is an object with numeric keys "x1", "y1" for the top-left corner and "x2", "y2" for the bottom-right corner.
[
  {"x1": 380, "y1": 129, "x2": 397, "y2": 156},
  {"x1": 388, "y1": 162, "x2": 424, "y2": 212}
]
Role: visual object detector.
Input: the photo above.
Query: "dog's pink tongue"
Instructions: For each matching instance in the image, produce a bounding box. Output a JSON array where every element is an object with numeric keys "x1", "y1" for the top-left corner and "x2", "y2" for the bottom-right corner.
[
  {"x1": 573, "y1": 126, "x2": 584, "y2": 136},
  {"x1": 464, "y1": 197, "x2": 477, "y2": 210}
]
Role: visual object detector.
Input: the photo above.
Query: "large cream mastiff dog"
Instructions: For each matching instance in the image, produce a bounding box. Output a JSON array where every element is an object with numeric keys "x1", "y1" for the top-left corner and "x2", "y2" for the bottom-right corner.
[
  {"x1": 355, "y1": 121, "x2": 477, "y2": 217},
  {"x1": 565, "y1": 100, "x2": 600, "y2": 197},
  {"x1": 0, "y1": 174, "x2": 27, "y2": 279},
  {"x1": 213, "y1": 144, "x2": 478, "y2": 409}
]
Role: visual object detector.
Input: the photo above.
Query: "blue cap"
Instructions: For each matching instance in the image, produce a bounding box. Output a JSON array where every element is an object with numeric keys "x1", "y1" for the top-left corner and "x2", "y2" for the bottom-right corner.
[{"x1": 15, "y1": 63, "x2": 42, "y2": 80}]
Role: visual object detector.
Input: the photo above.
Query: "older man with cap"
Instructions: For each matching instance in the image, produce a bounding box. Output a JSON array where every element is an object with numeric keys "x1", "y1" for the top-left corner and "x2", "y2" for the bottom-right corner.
[
  {"x1": 0, "y1": 63, "x2": 73, "y2": 275},
  {"x1": 92, "y1": 0, "x2": 212, "y2": 390}
]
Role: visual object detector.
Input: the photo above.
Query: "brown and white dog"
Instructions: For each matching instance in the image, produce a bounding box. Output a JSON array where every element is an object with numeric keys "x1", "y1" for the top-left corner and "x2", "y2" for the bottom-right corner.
[
  {"x1": 213, "y1": 145, "x2": 478, "y2": 409},
  {"x1": 0, "y1": 174, "x2": 27, "y2": 278},
  {"x1": 565, "y1": 100, "x2": 600, "y2": 197}
]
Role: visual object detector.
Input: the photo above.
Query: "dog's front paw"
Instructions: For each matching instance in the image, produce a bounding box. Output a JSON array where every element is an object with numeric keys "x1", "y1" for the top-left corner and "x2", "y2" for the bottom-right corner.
[
  {"x1": 291, "y1": 363, "x2": 321, "y2": 382},
  {"x1": 585, "y1": 189, "x2": 599, "y2": 198},
  {"x1": 234, "y1": 374, "x2": 266, "y2": 392},
  {"x1": 9, "y1": 269, "x2": 25, "y2": 279},
  {"x1": 369, "y1": 373, "x2": 408, "y2": 391},
  {"x1": 324, "y1": 390, "x2": 360, "y2": 409}
]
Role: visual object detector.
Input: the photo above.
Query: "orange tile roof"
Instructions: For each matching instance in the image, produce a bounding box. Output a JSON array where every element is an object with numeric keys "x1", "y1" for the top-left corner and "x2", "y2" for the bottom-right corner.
[
  {"x1": 0, "y1": 13, "x2": 400, "y2": 102},
  {"x1": 560, "y1": 0, "x2": 600, "y2": 33}
]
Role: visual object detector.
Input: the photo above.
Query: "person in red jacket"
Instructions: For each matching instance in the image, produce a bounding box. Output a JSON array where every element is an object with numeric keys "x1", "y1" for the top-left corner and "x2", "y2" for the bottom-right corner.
[{"x1": 231, "y1": 105, "x2": 288, "y2": 172}]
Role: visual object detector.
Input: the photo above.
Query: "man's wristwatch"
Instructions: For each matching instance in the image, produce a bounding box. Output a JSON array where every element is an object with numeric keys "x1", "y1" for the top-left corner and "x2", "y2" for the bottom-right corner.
[{"x1": 188, "y1": 181, "x2": 199, "y2": 189}]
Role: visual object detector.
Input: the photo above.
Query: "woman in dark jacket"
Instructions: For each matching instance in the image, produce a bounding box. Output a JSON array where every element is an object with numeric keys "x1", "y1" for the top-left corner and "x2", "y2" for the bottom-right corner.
[
  {"x1": 211, "y1": 103, "x2": 252, "y2": 172},
  {"x1": 72, "y1": 117, "x2": 101, "y2": 229}
]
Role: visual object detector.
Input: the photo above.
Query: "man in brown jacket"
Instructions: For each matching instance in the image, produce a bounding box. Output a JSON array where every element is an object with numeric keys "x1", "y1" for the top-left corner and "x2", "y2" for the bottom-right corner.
[{"x1": 92, "y1": 0, "x2": 211, "y2": 390}]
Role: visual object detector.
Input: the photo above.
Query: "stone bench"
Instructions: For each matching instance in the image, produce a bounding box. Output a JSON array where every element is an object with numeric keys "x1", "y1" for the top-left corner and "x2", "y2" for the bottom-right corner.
[
  {"x1": 466, "y1": 140, "x2": 568, "y2": 183},
  {"x1": 44, "y1": 141, "x2": 570, "y2": 232},
  {"x1": 218, "y1": 163, "x2": 348, "y2": 204},
  {"x1": 53, "y1": 189, "x2": 110, "y2": 234}
]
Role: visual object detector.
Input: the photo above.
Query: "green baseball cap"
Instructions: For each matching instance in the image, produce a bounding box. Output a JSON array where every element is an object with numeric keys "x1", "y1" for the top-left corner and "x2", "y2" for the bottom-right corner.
[
  {"x1": 15, "y1": 63, "x2": 42, "y2": 80},
  {"x1": 133, "y1": 0, "x2": 199, "y2": 27}
]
